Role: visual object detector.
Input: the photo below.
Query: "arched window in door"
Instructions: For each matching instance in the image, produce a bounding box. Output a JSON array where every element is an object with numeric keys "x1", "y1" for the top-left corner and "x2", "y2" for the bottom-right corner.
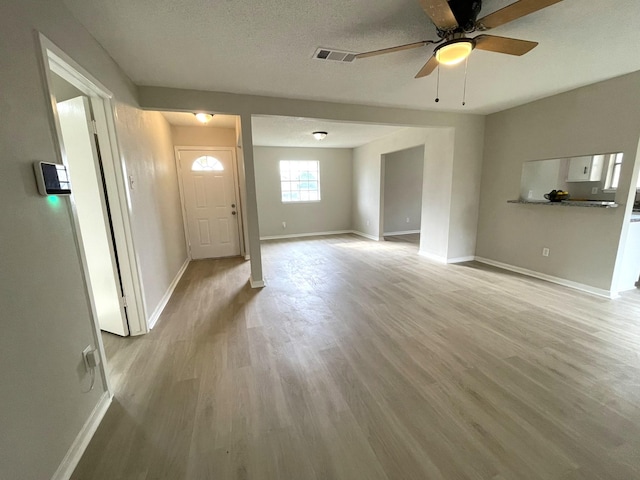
[{"x1": 191, "y1": 156, "x2": 224, "y2": 171}]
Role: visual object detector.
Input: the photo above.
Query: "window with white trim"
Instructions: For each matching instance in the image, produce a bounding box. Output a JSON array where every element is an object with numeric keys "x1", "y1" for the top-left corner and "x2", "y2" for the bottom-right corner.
[
  {"x1": 279, "y1": 160, "x2": 321, "y2": 203},
  {"x1": 604, "y1": 153, "x2": 624, "y2": 190}
]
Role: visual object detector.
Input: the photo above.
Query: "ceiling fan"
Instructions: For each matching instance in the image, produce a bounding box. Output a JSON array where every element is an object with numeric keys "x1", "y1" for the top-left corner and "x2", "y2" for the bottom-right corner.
[{"x1": 356, "y1": 0, "x2": 564, "y2": 78}]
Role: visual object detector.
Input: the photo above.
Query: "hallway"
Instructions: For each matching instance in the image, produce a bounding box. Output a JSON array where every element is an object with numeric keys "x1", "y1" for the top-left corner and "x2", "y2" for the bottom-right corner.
[{"x1": 74, "y1": 234, "x2": 640, "y2": 479}]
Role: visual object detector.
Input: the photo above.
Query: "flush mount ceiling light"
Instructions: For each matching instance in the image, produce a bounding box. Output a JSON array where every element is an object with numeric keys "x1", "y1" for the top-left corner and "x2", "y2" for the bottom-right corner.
[
  {"x1": 312, "y1": 131, "x2": 328, "y2": 140},
  {"x1": 194, "y1": 112, "x2": 214, "y2": 124},
  {"x1": 434, "y1": 38, "x2": 475, "y2": 66}
]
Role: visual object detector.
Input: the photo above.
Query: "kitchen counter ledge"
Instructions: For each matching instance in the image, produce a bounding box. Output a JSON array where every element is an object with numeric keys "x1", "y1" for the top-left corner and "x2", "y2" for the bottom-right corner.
[
  {"x1": 507, "y1": 200, "x2": 620, "y2": 208},
  {"x1": 508, "y1": 200, "x2": 619, "y2": 208}
]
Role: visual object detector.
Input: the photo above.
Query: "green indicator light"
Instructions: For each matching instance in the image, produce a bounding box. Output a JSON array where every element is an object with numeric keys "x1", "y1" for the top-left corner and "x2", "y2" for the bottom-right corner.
[{"x1": 47, "y1": 195, "x2": 60, "y2": 206}]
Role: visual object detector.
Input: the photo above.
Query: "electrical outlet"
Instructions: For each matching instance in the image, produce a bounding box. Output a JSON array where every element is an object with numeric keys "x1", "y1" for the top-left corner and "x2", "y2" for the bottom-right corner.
[
  {"x1": 528, "y1": 190, "x2": 533, "y2": 199},
  {"x1": 82, "y1": 346, "x2": 92, "y2": 372},
  {"x1": 366, "y1": 219, "x2": 370, "y2": 226},
  {"x1": 282, "y1": 221, "x2": 286, "y2": 229},
  {"x1": 542, "y1": 247, "x2": 550, "y2": 257},
  {"x1": 406, "y1": 217, "x2": 410, "y2": 223},
  {"x1": 82, "y1": 346, "x2": 100, "y2": 372},
  {"x1": 591, "y1": 187, "x2": 598, "y2": 194}
]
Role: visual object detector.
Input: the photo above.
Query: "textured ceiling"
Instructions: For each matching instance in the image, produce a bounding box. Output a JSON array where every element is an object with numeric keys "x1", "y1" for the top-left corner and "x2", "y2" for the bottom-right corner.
[
  {"x1": 161, "y1": 112, "x2": 237, "y2": 128},
  {"x1": 63, "y1": 0, "x2": 640, "y2": 114},
  {"x1": 252, "y1": 116, "x2": 412, "y2": 148}
]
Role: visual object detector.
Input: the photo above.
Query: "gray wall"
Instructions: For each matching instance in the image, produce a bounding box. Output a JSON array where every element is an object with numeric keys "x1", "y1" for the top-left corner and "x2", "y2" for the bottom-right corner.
[
  {"x1": 254, "y1": 146, "x2": 352, "y2": 237},
  {"x1": 476, "y1": 71, "x2": 640, "y2": 293},
  {"x1": 139, "y1": 78, "x2": 487, "y2": 265},
  {"x1": 351, "y1": 124, "x2": 483, "y2": 261},
  {"x1": 0, "y1": 0, "x2": 186, "y2": 478},
  {"x1": 383, "y1": 146, "x2": 424, "y2": 234}
]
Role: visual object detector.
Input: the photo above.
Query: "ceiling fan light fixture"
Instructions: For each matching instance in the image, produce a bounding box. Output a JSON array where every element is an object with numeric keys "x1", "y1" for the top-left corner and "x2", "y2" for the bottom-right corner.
[
  {"x1": 435, "y1": 39, "x2": 475, "y2": 65},
  {"x1": 312, "y1": 131, "x2": 328, "y2": 140},
  {"x1": 194, "y1": 112, "x2": 214, "y2": 124}
]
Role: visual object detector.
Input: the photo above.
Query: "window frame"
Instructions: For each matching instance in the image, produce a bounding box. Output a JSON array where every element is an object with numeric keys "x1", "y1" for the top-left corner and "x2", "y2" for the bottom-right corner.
[
  {"x1": 603, "y1": 153, "x2": 624, "y2": 192},
  {"x1": 279, "y1": 160, "x2": 321, "y2": 204}
]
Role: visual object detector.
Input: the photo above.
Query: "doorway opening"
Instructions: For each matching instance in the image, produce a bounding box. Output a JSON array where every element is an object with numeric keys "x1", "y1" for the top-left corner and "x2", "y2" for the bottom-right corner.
[
  {"x1": 381, "y1": 145, "x2": 424, "y2": 249},
  {"x1": 38, "y1": 35, "x2": 148, "y2": 391},
  {"x1": 152, "y1": 111, "x2": 248, "y2": 261}
]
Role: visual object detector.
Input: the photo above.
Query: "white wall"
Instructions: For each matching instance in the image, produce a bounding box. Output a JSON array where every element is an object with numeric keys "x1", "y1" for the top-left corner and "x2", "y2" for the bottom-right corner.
[
  {"x1": 116, "y1": 106, "x2": 187, "y2": 317},
  {"x1": 383, "y1": 146, "x2": 424, "y2": 234},
  {"x1": 519, "y1": 158, "x2": 566, "y2": 201},
  {"x1": 476, "y1": 71, "x2": 640, "y2": 293},
  {"x1": 254, "y1": 146, "x2": 352, "y2": 237},
  {"x1": 0, "y1": 1, "x2": 186, "y2": 478}
]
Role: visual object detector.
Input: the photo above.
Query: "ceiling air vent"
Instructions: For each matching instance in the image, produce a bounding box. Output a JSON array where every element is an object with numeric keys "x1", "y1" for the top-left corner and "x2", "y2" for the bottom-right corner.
[{"x1": 313, "y1": 48, "x2": 357, "y2": 63}]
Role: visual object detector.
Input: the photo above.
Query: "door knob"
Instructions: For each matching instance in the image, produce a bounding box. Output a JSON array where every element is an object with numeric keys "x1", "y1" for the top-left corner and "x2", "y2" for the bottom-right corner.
[
  {"x1": 232, "y1": 211, "x2": 236, "y2": 215},
  {"x1": 231, "y1": 203, "x2": 236, "y2": 208}
]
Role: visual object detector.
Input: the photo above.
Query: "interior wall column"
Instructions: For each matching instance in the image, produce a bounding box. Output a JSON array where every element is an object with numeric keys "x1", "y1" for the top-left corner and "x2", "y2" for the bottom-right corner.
[{"x1": 239, "y1": 113, "x2": 265, "y2": 287}]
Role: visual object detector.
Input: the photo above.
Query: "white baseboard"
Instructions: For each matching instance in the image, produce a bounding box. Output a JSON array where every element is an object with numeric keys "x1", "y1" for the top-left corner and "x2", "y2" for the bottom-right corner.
[
  {"x1": 250, "y1": 275, "x2": 266, "y2": 288},
  {"x1": 474, "y1": 256, "x2": 617, "y2": 299},
  {"x1": 383, "y1": 230, "x2": 420, "y2": 236},
  {"x1": 418, "y1": 251, "x2": 476, "y2": 264},
  {"x1": 51, "y1": 391, "x2": 111, "y2": 480},
  {"x1": 448, "y1": 256, "x2": 476, "y2": 264},
  {"x1": 351, "y1": 230, "x2": 381, "y2": 241},
  {"x1": 418, "y1": 250, "x2": 447, "y2": 263},
  {"x1": 147, "y1": 258, "x2": 189, "y2": 329},
  {"x1": 244, "y1": 254, "x2": 250, "y2": 260},
  {"x1": 260, "y1": 230, "x2": 352, "y2": 241}
]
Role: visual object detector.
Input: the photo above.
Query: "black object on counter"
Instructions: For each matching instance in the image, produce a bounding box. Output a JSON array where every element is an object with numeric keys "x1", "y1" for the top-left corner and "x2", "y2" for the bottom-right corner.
[{"x1": 544, "y1": 189, "x2": 570, "y2": 202}]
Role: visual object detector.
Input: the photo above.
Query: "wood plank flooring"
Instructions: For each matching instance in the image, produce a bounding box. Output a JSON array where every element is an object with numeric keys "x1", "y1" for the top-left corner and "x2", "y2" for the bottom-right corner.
[{"x1": 72, "y1": 234, "x2": 640, "y2": 480}]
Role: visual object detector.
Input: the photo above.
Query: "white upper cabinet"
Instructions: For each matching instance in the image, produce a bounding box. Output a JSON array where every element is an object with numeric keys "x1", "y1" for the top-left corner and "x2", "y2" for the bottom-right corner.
[{"x1": 566, "y1": 155, "x2": 604, "y2": 182}]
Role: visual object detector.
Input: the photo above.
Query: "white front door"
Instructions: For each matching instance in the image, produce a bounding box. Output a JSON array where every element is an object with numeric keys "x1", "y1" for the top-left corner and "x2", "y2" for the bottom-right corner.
[{"x1": 178, "y1": 149, "x2": 241, "y2": 259}]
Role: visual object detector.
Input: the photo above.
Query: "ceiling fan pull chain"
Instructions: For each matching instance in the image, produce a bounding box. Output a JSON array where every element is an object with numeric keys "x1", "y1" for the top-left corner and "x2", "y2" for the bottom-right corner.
[
  {"x1": 462, "y1": 56, "x2": 469, "y2": 106},
  {"x1": 435, "y1": 65, "x2": 440, "y2": 103}
]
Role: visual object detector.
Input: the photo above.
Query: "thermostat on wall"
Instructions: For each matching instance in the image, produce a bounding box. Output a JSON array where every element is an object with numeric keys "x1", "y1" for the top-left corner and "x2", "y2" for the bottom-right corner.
[{"x1": 34, "y1": 161, "x2": 71, "y2": 196}]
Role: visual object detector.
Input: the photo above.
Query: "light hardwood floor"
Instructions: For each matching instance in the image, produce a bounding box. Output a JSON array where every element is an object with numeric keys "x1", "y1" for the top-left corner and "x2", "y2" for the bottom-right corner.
[{"x1": 73, "y1": 234, "x2": 640, "y2": 480}]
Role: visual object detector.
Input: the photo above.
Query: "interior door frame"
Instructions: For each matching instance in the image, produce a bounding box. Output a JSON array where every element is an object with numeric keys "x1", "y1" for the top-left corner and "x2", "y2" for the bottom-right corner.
[
  {"x1": 36, "y1": 34, "x2": 150, "y2": 391},
  {"x1": 174, "y1": 146, "x2": 246, "y2": 260},
  {"x1": 57, "y1": 96, "x2": 130, "y2": 336}
]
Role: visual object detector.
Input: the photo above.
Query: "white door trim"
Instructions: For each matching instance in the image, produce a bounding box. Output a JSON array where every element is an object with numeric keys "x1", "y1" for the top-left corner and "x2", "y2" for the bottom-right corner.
[
  {"x1": 36, "y1": 33, "x2": 152, "y2": 392},
  {"x1": 38, "y1": 35, "x2": 148, "y2": 337},
  {"x1": 57, "y1": 96, "x2": 129, "y2": 336},
  {"x1": 89, "y1": 99, "x2": 147, "y2": 335},
  {"x1": 174, "y1": 146, "x2": 245, "y2": 259}
]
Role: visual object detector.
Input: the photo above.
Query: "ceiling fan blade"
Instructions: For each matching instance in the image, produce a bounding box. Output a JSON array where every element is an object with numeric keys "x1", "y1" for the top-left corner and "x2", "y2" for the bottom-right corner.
[
  {"x1": 417, "y1": 0, "x2": 458, "y2": 31},
  {"x1": 415, "y1": 55, "x2": 439, "y2": 78},
  {"x1": 356, "y1": 41, "x2": 428, "y2": 59},
  {"x1": 477, "y1": 0, "x2": 563, "y2": 30},
  {"x1": 474, "y1": 35, "x2": 538, "y2": 56}
]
